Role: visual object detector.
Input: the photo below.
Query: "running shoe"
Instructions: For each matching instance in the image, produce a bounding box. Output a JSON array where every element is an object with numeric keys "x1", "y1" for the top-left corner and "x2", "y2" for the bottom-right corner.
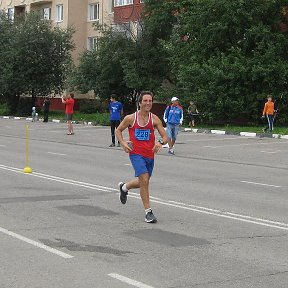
[
  {"x1": 117, "y1": 143, "x2": 121, "y2": 147},
  {"x1": 109, "y1": 143, "x2": 115, "y2": 147},
  {"x1": 118, "y1": 182, "x2": 128, "y2": 204},
  {"x1": 168, "y1": 149, "x2": 175, "y2": 155},
  {"x1": 145, "y1": 210, "x2": 157, "y2": 223}
]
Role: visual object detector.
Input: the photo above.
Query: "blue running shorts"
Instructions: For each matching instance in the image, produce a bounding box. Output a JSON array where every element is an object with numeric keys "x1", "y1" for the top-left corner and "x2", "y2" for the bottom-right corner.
[{"x1": 129, "y1": 154, "x2": 154, "y2": 177}]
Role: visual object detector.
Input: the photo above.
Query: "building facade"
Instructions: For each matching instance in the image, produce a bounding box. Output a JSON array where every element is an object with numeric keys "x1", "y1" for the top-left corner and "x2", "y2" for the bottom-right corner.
[
  {"x1": 0, "y1": 0, "x2": 145, "y2": 104},
  {"x1": 0, "y1": 0, "x2": 115, "y2": 64}
]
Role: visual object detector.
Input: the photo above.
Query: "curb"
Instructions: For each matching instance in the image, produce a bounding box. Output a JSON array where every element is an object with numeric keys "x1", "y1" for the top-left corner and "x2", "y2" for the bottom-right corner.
[
  {"x1": 2, "y1": 116, "x2": 287, "y2": 140},
  {"x1": 183, "y1": 127, "x2": 288, "y2": 140},
  {"x1": 1, "y1": 115, "x2": 100, "y2": 126}
]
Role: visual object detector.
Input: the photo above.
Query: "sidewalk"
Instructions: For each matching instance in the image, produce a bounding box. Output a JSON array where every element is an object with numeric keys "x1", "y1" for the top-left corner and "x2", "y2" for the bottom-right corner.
[
  {"x1": 2, "y1": 115, "x2": 288, "y2": 140},
  {"x1": 183, "y1": 127, "x2": 288, "y2": 140}
]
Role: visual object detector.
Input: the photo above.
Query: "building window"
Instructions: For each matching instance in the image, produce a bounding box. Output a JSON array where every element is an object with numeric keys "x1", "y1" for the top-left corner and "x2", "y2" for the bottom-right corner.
[
  {"x1": 88, "y1": 3, "x2": 100, "y2": 21},
  {"x1": 88, "y1": 37, "x2": 99, "y2": 50},
  {"x1": 108, "y1": 0, "x2": 114, "y2": 13},
  {"x1": 56, "y1": 4, "x2": 63, "y2": 22},
  {"x1": 114, "y1": 0, "x2": 133, "y2": 7},
  {"x1": 7, "y1": 8, "x2": 14, "y2": 21},
  {"x1": 42, "y1": 7, "x2": 51, "y2": 20}
]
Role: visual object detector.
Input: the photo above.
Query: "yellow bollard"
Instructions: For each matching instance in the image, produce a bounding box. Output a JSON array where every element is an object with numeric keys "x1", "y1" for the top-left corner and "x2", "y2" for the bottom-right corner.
[{"x1": 23, "y1": 124, "x2": 32, "y2": 173}]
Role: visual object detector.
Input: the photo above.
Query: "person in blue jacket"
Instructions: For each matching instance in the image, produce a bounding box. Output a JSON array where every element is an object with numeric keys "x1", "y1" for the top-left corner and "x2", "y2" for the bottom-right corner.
[
  {"x1": 163, "y1": 97, "x2": 183, "y2": 155},
  {"x1": 108, "y1": 94, "x2": 123, "y2": 147}
]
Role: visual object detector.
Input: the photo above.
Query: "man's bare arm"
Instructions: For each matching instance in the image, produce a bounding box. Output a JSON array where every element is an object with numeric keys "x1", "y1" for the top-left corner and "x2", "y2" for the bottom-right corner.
[
  {"x1": 116, "y1": 114, "x2": 134, "y2": 153},
  {"x1": 153, "y1": 115, "x2": 168, "y2": 144},
  {"x1": 152, "y1": 115, "x2": 168, "y2": 153}
]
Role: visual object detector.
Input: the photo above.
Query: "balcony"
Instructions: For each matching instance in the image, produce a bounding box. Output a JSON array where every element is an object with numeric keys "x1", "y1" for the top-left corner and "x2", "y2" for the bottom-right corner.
[
  {"x1": 30, "y1": 0, "x2": 52, "y2": 5},
  {"x1": 113, "y1": 1, "x2": 144, "y2": 23}
]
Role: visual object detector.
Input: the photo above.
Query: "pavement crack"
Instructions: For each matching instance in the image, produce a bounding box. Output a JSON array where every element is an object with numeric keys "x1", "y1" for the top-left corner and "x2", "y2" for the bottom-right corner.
[
  {"x1": 173, "y1": 270, "x2": 288, "y2": 288},
  {"x1": 220, "y1": 233, "x2": 288, "y2": 240}
]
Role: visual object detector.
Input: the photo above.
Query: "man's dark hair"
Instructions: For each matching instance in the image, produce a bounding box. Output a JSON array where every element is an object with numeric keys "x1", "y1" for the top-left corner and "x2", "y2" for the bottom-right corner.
[
  {"x1": 138, "y1": 91, "x2": 154, "y2": 104},
  {"x1": 70, "y1": 92, "x2": 74, "y2": 99},
  {"x1": 110, "y1": 94, "x2": 117, "y2": 100}
]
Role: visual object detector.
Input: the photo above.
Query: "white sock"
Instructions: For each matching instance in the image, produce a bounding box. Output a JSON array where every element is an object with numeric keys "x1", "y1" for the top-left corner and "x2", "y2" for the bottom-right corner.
[
  {"x1": 122, "y1": 183, "x2": 128, "y2": 192},
  {"x1": 145, "y1": 208, "x2": 152, "y2": 214}
]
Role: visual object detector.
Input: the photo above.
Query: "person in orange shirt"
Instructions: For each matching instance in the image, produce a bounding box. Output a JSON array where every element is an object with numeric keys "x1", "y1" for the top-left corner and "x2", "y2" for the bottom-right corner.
[
  {"x1": 262, "y1": 95, "x2": 275, "y2": 133},
  {"x1": 61, "y1": 93, "x2": 75, "y2": 135}
]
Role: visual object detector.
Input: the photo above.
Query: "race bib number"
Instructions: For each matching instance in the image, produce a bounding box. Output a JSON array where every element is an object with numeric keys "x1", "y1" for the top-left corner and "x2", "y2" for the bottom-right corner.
[{"x1": 135, "y1": 129, "x2": 150, "y2": 141}]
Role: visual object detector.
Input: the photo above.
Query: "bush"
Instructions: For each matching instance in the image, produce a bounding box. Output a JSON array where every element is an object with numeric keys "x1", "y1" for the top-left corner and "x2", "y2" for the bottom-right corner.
[
  {"x1": 0, "y1": 103, "x2": 9, "y2": 115},
  {"x1": 79, "y1": 99, "x2": 108, "y2": 114},
  {"x1": 16, "y1": 98, "x2": 34, "y2": 116}
]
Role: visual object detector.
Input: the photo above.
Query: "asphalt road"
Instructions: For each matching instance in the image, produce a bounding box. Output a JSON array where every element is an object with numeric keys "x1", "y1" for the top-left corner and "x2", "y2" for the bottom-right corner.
[{"x1": 0, "y1": 118, "x2": 287, "y2": 288}]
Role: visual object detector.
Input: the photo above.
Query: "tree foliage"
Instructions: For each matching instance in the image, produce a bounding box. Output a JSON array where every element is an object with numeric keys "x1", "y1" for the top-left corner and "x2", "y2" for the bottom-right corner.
[
  {"x1": 71, "y1": 0, "x2": 288, "y2": 123},
  {"x1": 0, "y1": 12, "x2": 74, "y2": 113},
  {"x1": 69, "y1": 17, "x2": 172, "y2": 110},
  {"x1": 163, "y1": 0, "x2": 288, "y2": 123}
]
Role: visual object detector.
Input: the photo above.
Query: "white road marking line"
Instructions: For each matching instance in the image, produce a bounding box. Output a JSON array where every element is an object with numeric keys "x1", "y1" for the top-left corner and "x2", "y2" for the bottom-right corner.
[
  {"x1": 0, "y1": 226, "x2": 73, "y2": 259},
  {"x1": 204, "y1": 141, "x2": 286, "y2": 148},
  {"x1": 260, "y1": 150, "x2": 281, "y2": 154},
  {"x1": 0, "y1": 165, "x2": 115, "y2": 193},
  {"x1": 0, "y1": 144, "x2": 6, "y2": 147},
  {"x1": 183, "y1": 137, "x2": 244, "y2": 142},
  {"x1": 1, "y1": 164, "x2": 287, "y2": 231},
  {"x1": 47, "y1": 152, "x2": 67, "y2": 156},
  {"x1": 241, "y1": 180, "x2": 281, "y2": 188},
  {"x1": 169, "y1": 200, "x2": 220, "y2": 212},
  {"x1": 108, "y1": 273, "x2": 155, "y2": 288},
  {"x1": 149, "y1": 199, "x2": 288, "y2": 231},
  {"x1": 150, "y1": 196, "x2": 163, "y2": 201}
]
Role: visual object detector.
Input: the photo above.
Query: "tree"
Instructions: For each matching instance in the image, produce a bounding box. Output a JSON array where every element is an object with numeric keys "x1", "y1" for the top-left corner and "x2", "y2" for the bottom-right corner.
[
  {"x1": 0, "y1": 12, "x2": 74, "y2": 114},
  {"x1": 0, "y1": 12, "x2": 16, "y2": 103},
  {"x1": 69, "y1": 8, "x2": 175, "y2": 109},
  {"x1": 165, "y1": 0, "x2": 288, "y2": 123}
]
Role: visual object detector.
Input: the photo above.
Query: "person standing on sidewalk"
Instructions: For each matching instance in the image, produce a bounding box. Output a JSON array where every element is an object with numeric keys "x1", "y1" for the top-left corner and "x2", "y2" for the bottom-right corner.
[
  {"x1": 187, "y1": 100, "x2": 199, "y2": 128},
  {"x1": 115, "y1": 91, "x2": 168, "y2": 223},
  {"x1": 262, "y1": 95, "x2": 276, "y2": 133},
  {"x1": 108, "y1": 94, "x2": 123, "y2": 147},
  {"x1": 61, "y1": 93, "x2": 75, "y2": 135},
  {"x1": 43, "y1": 97, "x2": 50, "y2": 123},
  {"x1": 163, "y1": 97, "x2": 183, "y2": 155}
]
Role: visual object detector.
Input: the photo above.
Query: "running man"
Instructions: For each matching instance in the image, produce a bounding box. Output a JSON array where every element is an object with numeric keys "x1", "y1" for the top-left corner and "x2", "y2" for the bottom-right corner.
[
  {"x1": 115, "y1": 91, "x2": 168, "y2": 223},
  {"x1": 262, "y1": 95, "x2": 275, "y2": 133}
]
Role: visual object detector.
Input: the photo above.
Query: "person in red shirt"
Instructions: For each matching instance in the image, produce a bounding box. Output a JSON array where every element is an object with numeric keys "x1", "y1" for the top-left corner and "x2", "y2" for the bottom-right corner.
[
  {"x1": 116, "y1": 91, "x2": 168, "y2": 223},
  {"x1": 262, "y1": 95, "x2": 275, "y2": 133},
  {"x1": 61, "y1": 93, "x2": 75, "y2": 135}
]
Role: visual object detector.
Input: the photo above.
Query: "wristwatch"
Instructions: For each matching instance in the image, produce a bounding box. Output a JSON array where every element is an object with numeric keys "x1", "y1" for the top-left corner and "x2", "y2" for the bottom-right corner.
[{"x1": 158, "y1": 139, "x2": 164, "y2": 145}]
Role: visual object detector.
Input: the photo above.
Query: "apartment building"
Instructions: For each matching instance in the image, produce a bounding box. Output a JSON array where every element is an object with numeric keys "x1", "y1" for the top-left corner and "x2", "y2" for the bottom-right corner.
[
  {"x1": 0, "y1": 0, "x2": 114, "y2": 64},
  {"x1": 0, "y1": 0, "x2": 145, "y2": 104},
  {"x1": 112, "y1": 0, "x2": 144, "y2": 38}
]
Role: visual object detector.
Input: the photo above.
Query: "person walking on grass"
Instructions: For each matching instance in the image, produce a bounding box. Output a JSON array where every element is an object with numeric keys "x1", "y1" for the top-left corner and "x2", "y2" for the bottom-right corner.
[
  {"x1": 262, "y1": 95, "x2": 276, "y2": 133},
  {"x1": 108, "y1": 94, "x2": 123, "y2": 147},
  {"x1": 115, "y1": 91, "x2": 168, "y2": 223},
  {"x1": 61, "y1": 93, "x2": 75, "y2": 135},
  {"x1": 163, "y1": 97, "x2": 183, "y2": 155}
]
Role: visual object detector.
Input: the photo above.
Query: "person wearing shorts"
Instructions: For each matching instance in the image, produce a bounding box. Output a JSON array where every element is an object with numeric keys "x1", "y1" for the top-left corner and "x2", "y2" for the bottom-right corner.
[
  {"x1": 163, "y1": 97, "x2": 183, "y2": 155},
  {"x1": 116, "y1": 91, "x2": 168, "y2": 223},
  {"x1": 108, "y1": 94, "x2": 123, "y2": 147},
  {"x1": 61, "y1": 93, "x2": 75, "y2": 135},
  {"x1": 187, "y1": 100, "x2": 199, "y2": 127}
]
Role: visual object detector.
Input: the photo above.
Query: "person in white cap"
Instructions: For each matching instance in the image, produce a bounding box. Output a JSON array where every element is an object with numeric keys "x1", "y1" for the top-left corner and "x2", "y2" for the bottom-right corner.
[{"x1": 163, "y1": 97, "x2": 183, "y2": 155}]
